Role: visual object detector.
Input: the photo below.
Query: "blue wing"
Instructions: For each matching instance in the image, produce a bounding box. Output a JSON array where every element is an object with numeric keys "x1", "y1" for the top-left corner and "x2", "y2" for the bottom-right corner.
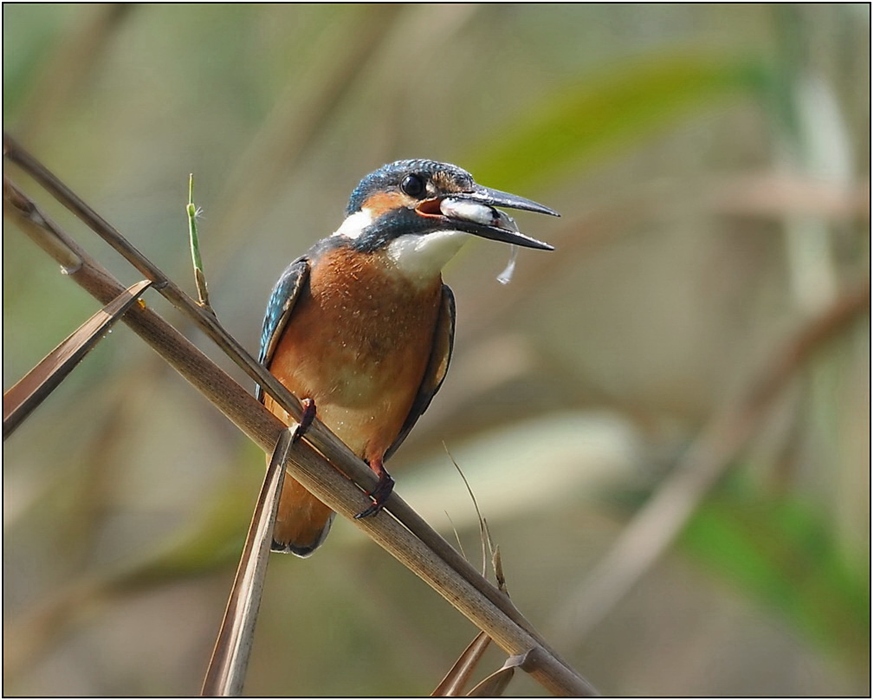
[{"x1": 257, "y1": 257, "x2": 310, "y2": 402}]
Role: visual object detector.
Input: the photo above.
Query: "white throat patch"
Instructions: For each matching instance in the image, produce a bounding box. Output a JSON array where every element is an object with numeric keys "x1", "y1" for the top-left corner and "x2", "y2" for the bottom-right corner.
[
  {"x1": 332, "y1": 208, "x2": 373, "y2": 239},
  {"x1": 387, "y1": 230, "x2": 468, "y2": 285}
]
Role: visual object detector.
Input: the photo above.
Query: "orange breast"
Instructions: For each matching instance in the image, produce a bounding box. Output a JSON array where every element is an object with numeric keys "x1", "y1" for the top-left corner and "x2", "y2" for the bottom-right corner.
[{"x1": 266, "y1": 245, "x2": 442, "y2": 462}]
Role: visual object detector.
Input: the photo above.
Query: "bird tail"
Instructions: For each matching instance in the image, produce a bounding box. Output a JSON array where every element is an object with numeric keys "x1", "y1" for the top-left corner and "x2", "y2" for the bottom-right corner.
[{"x1": 271, "y1": 475, "x2": 335, "y2": 557}]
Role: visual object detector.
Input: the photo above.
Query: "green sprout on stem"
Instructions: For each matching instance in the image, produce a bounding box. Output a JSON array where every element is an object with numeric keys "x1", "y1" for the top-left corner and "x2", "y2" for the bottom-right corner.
[{"x1": 187, "y1": 174, "x2": 211, "y2": 309}]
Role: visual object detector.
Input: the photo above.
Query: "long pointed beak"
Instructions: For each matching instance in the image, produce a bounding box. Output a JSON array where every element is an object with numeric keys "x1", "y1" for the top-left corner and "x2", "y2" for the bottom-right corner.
[
  {"x1": 467, "y1": 185, "x2": 561, "y2": 218},
  {"x1": 416, "y1": 185, "x2": 558, "y2": 251}
]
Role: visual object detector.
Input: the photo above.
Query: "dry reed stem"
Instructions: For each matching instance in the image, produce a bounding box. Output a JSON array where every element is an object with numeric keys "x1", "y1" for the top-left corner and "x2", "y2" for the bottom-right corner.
[
  {"x1": 3, "y1": 278, "x2": 151, "y2": 437},
  {"x1": 201, "y1": 428, "x2": 295, "y2": 696},
  {"x1": 432, "y1": 631, "x2": 493, "y2": 696}
]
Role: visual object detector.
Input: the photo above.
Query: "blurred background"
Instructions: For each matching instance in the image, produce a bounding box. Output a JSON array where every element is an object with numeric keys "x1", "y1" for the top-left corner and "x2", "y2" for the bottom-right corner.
[{"x1": 3, "y1": 4, "x2": 869, "y2": 696}]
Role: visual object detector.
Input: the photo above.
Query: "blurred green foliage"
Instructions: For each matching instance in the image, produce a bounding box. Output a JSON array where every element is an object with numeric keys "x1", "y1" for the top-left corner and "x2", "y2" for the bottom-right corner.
[
  {"x1": 472, "y1": 50, "x2": 768, "y2": 189},
  {"x1": 683, "y1": 471, "x2": 869, "y2": 664},
  {"x1": 3, "y1": 4, "x2": 869, "y2": 696}
]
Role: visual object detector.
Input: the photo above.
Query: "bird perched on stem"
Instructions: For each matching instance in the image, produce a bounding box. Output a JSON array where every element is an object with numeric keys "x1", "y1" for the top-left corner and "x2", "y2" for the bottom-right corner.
[{"x1": 258, "y1": 159, "x2": 557, "y2": 556}]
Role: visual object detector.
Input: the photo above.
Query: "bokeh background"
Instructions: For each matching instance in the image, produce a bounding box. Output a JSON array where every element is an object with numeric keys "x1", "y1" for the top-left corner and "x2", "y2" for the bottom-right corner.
[{"x1": 3, "y1": 4, "x2": 869, "y2": 696}]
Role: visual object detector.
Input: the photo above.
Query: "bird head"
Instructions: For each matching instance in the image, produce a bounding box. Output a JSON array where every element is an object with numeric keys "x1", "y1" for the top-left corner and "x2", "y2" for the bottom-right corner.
[{"x1": 332, "y1": 159, "x2": 557, "y2": 283}]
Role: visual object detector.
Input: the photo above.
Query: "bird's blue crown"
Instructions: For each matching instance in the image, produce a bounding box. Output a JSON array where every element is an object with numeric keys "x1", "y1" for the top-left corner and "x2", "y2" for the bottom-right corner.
[{"x1": 346, "y1": 159, "x2": 474, "y2": 215}]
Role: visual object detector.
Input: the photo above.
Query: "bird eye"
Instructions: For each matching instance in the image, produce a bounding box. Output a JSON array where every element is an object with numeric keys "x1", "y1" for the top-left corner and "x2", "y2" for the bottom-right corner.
[{"x1": 401, "y1": 174, "x2": 426, "y2": 198}]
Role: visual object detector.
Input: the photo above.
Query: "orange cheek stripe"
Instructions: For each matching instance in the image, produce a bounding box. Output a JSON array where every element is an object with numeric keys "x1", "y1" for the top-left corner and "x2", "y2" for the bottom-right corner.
[{"x1": 362, "y1": 190, "x2": 412, "y2": 217}]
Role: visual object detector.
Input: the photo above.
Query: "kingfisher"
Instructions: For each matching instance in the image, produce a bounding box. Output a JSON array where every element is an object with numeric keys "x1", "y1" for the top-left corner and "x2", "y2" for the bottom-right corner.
[{"x1": 257, "y1": 159, "x2": 557, "y2": 556}]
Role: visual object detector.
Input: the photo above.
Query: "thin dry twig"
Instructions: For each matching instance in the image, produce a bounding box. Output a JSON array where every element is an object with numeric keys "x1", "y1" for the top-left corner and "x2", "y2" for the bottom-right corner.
[
  {"x1": 444, "y1": 445, "x2": 489, "y2": 578},
  {"x1": 432, "y1": 450, "x2": 517, "y2": 696},
  {"x1": 549, "y1": 278, "x2": 870, "y2": 644}
]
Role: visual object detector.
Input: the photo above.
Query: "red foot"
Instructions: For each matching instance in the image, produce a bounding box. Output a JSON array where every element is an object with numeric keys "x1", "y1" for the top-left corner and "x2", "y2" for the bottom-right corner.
[
  {"x1": 354, "y1": 459, "x2": 394, "y2": 518},
  {"x1": 292, "y1": 398, "x2": 316, "y2": 442}
]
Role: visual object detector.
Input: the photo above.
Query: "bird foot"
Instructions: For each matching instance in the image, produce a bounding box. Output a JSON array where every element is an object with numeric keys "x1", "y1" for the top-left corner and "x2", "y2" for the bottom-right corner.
[
  {"x1": 354, "y1": 471, "x2": 395, "y2": 519},
  {"x1": 291, "y1": 398, "x2": 316, "y2": 442}
]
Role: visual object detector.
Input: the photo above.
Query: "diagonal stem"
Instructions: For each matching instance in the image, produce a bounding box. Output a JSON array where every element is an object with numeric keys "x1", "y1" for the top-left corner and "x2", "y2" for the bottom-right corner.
[
  {"x1": 201, "y1": 427, "x2": 295, "y2": 697},
  {"x1": 4, "y1": 132, "x2": 308, "y2": 430},
  {"x1": 3, "y1": 279, "x2": 152, "y2": 438}
]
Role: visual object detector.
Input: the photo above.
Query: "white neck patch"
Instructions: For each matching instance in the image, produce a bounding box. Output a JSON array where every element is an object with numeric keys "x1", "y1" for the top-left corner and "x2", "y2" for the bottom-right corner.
[
  {"x1": 387, "y1": 230, "x2": 468, "y2": 285},
  {"x1": 332, "y1": 208, "x2": 373, "y2": 239}
]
